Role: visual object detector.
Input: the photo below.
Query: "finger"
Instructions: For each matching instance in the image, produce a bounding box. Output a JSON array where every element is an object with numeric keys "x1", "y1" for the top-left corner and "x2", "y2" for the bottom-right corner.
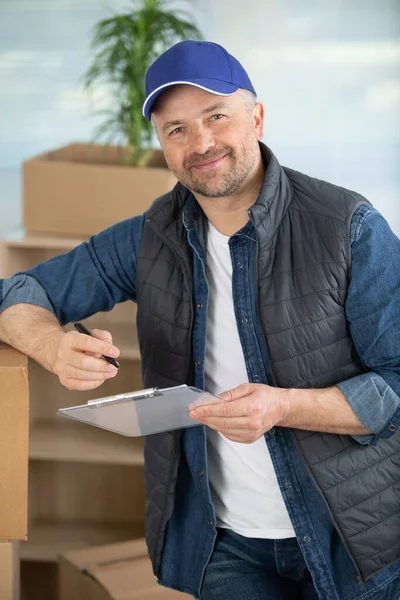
[
  {"x1": 67, "y1": 364, "x2": 118, "y2": 381},
  {"x1": 63, "y1": 378, "x2": 106, "y2": 391},
  {"x1": 91, "y1": 329, "x2": 113, "y2": 345},
  {"x1": 192, "y1": 416, "x2": 250, "y2": 429},
  {"x1": 85, "y1": 351, "x2": 103, "y2": 359},
  {"x1": 71, "y1": 331, "x2": 120, "y2": 359},
  {"x1": 68, "y1": 352, "x2": 117, "y2": 374},
  {"x1": 199, "y1": 419, "x2": 260, "y2": 443},
  {"x1": 87, "y1": 329, "x2": 113, "y2": 358},
  {"x1": 190, "y1": 398, "x2": 249, "y2": 419},
  {"x1": 219, "y1": 383, "x2": 257, "y2": 402},
  {"x1": 91, "y1": 329, "x2": 113, "y2": 343}
]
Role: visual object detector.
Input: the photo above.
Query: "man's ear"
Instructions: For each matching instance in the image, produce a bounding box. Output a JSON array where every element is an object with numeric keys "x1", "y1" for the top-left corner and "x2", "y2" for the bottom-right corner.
[
  {"x1": 253, "y1": 102, "x2": 264, "y2": 140},
  {"x1": 151, "y1": 115, "x2": 160, "y2": 141}
]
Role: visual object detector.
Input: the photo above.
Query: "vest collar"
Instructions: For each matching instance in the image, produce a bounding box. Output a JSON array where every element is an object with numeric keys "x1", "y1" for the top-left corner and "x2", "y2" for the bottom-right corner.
[{"x1": 248, "y1": 143, "x2": 293, "y2": 246}]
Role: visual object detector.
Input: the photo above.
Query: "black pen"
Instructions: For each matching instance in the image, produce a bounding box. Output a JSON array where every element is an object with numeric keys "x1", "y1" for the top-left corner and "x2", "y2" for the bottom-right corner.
[{"x1": 73, "y1": 322, "x2": 120, "y2": 369}]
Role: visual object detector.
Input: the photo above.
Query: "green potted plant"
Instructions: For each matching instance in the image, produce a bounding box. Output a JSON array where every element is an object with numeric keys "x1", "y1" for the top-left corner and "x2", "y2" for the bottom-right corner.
[
  {"x1": 23, "y1": 0, "x2": 203, "y2": 238},
  {"x1": 84, "y1": 0, "x2": 203, "y2": 167}
]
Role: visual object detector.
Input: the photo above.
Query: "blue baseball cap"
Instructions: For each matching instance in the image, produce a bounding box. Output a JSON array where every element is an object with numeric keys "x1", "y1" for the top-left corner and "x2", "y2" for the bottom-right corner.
[{"x1": 142, "y1": 40, "x2": 256, "y2": 120}]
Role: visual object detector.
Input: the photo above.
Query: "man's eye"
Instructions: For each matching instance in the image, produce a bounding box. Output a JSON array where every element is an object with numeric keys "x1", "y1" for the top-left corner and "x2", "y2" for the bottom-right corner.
[
  {"x1": 210, "y1": 114, "x2": 224, "y2": 121},
  {"x1": 170, "y1": 127, "x2": 184, "y2": 135}
]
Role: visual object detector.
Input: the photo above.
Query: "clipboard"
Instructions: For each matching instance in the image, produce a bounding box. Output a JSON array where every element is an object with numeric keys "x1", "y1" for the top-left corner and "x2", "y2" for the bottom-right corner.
[{"x1": 57, "y1": 385, "x2": 224, "y2": 437}]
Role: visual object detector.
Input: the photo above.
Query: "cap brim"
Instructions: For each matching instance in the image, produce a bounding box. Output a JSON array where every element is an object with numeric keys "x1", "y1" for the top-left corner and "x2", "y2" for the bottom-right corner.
[{"x1": 142, "y1": 79, "x2": 238, "y2": 119}]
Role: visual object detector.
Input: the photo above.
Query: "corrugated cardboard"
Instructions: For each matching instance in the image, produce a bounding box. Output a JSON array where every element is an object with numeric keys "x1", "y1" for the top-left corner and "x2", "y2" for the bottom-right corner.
[
  {"x1": 23, "y1": 143, "x2": 177, "y2": 237},
  {"x1": 59, "y1": 539, "x2": 190, "y2": 600},
  {"x1": 0, "y1": 345, "x2": 28, "y2": 600},
  {"x1": 0, "y1": 542, "x2": 19, "y2": 600},
  {"x1": 0, "y1": 345, "x2": 29, "y2": 541}
]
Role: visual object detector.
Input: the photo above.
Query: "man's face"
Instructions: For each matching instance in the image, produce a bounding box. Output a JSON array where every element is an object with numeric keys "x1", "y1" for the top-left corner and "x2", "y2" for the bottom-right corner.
[{"x1": 152, "y1": 86, "x2": 264, "y2": 198}]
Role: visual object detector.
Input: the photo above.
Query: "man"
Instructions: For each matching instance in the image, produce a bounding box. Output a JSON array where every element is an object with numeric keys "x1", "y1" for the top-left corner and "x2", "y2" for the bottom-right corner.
[{"x1": 0, "y1": 41, "x2": 399, "y2": 599}]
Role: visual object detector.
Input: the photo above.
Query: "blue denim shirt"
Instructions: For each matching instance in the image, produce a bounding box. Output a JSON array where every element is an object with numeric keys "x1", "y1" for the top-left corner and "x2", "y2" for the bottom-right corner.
[{"x1": 1, "y1": 203, "x2": 399, "y2": 599}]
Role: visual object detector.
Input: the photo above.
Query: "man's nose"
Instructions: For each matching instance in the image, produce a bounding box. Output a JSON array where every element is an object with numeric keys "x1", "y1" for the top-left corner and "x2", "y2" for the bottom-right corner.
[{"x1": 190, "y1": 126, "x2": 216, "y2": 155}]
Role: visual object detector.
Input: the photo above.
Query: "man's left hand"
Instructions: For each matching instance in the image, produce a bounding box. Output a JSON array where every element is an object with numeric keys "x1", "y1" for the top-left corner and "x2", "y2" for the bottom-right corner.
[{"x1": 189, "y1": 383, "x2": 291, "y2": 443}]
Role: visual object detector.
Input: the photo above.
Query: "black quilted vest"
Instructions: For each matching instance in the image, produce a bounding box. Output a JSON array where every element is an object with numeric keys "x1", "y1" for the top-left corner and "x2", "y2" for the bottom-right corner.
[{"x1": 135, "y1": 143, "x2": 400, "y2": 581}]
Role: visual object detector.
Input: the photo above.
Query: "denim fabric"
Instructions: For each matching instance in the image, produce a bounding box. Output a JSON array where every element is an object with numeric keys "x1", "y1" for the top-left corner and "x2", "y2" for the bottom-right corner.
[
  {"x1": 197, "y1": 529, "x2": 399, "y2": 600},
  {"x1": 338, "y1": 205, "x2": 400, "y2": 443},
  {"x1": 0, "y1": 214, "x2": 146, "y2": 323},
  {"x1": 199, "y1": 529, "x2": 318, "y2": 600},
  {"x1": 0, "y1": 204, "x2": 399, "y2": 599}
]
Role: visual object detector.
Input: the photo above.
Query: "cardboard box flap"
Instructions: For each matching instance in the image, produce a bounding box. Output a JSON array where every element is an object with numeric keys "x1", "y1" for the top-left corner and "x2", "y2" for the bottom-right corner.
[
  {"x1": 28, "y1": 143, "x2": 168, "y2": 170},
  {"x1": 86, "y1": 557, "x2": 158, "y2": 599}
]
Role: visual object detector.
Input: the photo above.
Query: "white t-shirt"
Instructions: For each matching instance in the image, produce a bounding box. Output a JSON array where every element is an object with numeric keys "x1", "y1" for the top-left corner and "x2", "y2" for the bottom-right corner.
[{"x1": 205, "y1": 222, "x2": 295, "y2": 539}]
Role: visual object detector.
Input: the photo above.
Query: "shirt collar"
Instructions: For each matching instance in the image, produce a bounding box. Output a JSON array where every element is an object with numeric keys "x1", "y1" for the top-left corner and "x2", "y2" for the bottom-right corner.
[{"x1": 182, "y1": 193, "x2": 256, "y2": 242}]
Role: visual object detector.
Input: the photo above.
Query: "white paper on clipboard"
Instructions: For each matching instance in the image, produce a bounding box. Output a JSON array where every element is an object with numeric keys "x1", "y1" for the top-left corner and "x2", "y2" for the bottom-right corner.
[{"x1": 57, "y1": 385, "x2": 224, "y2": 437}]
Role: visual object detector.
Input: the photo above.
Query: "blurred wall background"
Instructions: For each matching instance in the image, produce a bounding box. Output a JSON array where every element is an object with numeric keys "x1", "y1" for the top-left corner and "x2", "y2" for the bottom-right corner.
[{"x1": 0, "y1": 0, "x2": 399, "y2": 238}]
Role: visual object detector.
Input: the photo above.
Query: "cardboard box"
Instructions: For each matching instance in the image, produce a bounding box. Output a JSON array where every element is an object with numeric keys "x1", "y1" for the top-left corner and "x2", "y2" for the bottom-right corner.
[
  {"x1": 0, "y1": 542, "x2": 19, "y2": 600},
  {"x1": 0, "y1": 345, "x2": 29, "y2": 541},
  {"x1": 59, "y1": 538, "x2": 191, "y2": 600},
  {"x1": 0, "y1": 345, "x2": 29, "y2": 600},
  {"x1": 23, "y1": 143, "x2": 177, "y2": 237}
]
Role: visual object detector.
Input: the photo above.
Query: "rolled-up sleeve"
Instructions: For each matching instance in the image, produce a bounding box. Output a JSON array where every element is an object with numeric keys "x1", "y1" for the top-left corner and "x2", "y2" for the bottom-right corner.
[
  {"x1": 1, "y1": 274, "x2": 56, "y2": 315},
  {"x1": 337, "y1": 372, "x2": 399, "y2": 444},
  {"x1": 337, "y1": 205, "x2": 400, "y2": 445},
  {"x1": 0, "y1": 213, "x2": 146, "y2": 325}
]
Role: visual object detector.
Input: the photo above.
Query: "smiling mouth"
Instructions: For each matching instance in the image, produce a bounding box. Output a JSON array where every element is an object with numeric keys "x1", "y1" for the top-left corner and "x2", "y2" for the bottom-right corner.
[{"x1": 191, "y1": 154, "x2": 228, "y2": 171}]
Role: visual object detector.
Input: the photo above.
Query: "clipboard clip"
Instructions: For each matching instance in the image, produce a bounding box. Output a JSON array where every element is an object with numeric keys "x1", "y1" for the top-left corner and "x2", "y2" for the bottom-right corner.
[{"x1": 87, "y1": 387, "x2": 158, "y2": 406}]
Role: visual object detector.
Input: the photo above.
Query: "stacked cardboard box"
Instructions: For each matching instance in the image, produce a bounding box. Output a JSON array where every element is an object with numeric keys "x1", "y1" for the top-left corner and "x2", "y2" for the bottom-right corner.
[
  {"x1": 0, "y1": 344, "x2": 29, "y2": 600},
  {"x1": 23, "y1": 143, "x2": 176, "y2": 237}
]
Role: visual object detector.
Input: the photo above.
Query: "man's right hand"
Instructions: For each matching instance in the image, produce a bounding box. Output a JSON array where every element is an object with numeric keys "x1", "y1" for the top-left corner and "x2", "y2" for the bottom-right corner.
[
  {"x1": 51, "y1": 328, "x2": 120, "y2": 391},
  {"x1": 0, "y1": 304, "x2": 120, "y2": 391}
]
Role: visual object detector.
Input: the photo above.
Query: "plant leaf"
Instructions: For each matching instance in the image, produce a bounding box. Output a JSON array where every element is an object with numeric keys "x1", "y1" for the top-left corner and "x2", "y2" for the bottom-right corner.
[{"x1": 82, "y1": 0, "x2": 204, "y2": 166}]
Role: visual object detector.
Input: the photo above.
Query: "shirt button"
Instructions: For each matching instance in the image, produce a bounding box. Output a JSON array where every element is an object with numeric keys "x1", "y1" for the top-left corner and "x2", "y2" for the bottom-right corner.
[
  {"x1": 197, "y1": 303, "x2": 203, "y2": 309},
  {"x1": 236, "y1": 261, "x2": 243, "y2": 269},
  {"x1": 389, "y1": 424, "x2": 397, "y2": 432},
  {"x1": 207, "y1": 520, "x2": 213, "y2": 527},
  {"x1": 241, "y1": 317, "x2": 248, "y2": 324},
  {"x1": 284, "y1": 482, "x2": 291, "y2": 489},
  {"x1": 199, "y1": 471, "x2": 204, "y2": 477},
  {"x1": 269, "y1": 428, "x2": 275, "y2": 435},
  {"x1": 253, "y1": 375, "x2": 260, "y2": 382},
  {"x1": 303, "y1": 536, "x2": 311, "y2": 543},
  {"x1": 194, "y1": 360, "x2": 200, "y2": 367}
]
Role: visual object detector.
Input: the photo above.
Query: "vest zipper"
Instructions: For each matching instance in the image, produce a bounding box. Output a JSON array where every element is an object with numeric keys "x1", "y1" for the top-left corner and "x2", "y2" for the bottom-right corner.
[
  {"x1": 251, "y1": 213, "x2": 275, "y2": 387},
  {"x1": 251, "y1": 217, "x2": 366, "y2": 587}
]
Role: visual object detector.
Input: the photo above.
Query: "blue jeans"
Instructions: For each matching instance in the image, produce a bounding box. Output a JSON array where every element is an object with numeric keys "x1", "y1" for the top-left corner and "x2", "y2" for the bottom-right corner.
[
  {"x1": 200, "y1": 529, "x2": 318, "y2": 600},
  {"x1": 200, "y1": 529, "x2": 400, "y2": 600}
]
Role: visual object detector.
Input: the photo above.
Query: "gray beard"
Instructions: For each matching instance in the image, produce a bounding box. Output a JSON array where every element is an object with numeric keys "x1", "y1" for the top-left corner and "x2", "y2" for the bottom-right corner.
[
  {"x1": 183, "y1": 164, "x2": 250, "y2": 198},
  {"x1": 173, "y1": 144, "x2": 258, "y2": 199}
]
